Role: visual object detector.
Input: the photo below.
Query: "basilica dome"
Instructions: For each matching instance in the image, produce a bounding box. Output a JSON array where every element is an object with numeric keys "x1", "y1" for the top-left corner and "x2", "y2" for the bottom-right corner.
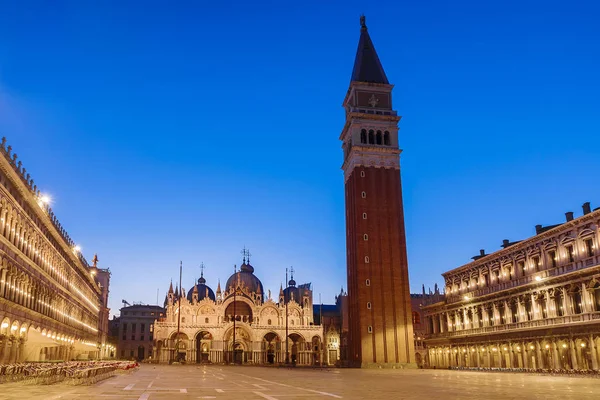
[
  {"x1": 225, "y1": 261, "x2": 264, "y2": 297},
  {"x1": 186, "y1": 276, "x2": 216, "y2": 302}
]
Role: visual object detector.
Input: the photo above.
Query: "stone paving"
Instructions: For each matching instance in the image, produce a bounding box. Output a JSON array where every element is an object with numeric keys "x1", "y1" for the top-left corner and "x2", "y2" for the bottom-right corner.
[{"x1": 1, "y1": 364, "x2": 600, "y2": 399}]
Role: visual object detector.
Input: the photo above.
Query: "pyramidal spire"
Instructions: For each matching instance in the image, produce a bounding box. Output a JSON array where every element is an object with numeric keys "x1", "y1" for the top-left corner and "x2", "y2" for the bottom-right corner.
[
  {"x1": 351, "y1": 15, "x2": 389, "y2": 84},
  {"x1": 168, "y1": 280, "x2": 174, "y2": 294}
]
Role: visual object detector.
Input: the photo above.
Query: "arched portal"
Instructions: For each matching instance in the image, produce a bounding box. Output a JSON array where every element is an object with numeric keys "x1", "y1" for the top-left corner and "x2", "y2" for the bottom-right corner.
[
  {"x1": 224, "y1": 326, "x2": 251, "y2": 364},
  {"x1": 263, "y1": 332, "x2": 280, "y2": 364},
  {"x1": 195, "y1": 331, "x2": 213, "y2": 363},
  {"x1": 311, "y1": 335, "x2": 322, "y2": 365},
  {"x1": 169, "y1": 332, "x2": 189, "y2": 363},
  {"x1": 287, "y1": 333, "x2": 305, "y2": 365}
]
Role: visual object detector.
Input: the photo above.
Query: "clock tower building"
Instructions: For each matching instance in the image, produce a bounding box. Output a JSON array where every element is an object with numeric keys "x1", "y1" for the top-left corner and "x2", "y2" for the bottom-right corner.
[{"x1": 340, "y1": 17, "x2": 415, "y2": 368}]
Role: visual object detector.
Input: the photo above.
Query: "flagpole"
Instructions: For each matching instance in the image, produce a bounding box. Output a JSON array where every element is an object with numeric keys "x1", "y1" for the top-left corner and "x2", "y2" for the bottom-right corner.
[
  {"x1": 233, "y1": 264, "x2": 237, "y2": 364},
  {"x1": 320, "y1": 292, "x2": 323, "y2": 368},
  {"x1": 285, "y1": 267, "x2": 289, "y2": 365},
  {"x1": 177, "y1": 261, "x2": 182, "y2": 362}
]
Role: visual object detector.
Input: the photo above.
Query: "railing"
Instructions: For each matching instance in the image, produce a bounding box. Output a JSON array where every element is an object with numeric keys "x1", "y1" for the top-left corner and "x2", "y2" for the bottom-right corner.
[
  {"x1": 428, "y1": 311, "x2": 600, "y2": 338},
  {"x1": 348, "y1": 107, "x2": 397, "y2": 116},
  {"x1": 446, "y1": 256, "x2": 600, "y2": 304}
]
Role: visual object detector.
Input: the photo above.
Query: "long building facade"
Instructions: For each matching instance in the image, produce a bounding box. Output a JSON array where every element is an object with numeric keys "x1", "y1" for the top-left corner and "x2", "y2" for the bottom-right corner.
[
  {"x1": 0, "y1": 137, "x2": 112, "y2": 362},
  {"x1": 341, "y1": 16, "x2": 415, "y2": 367},
  {"x1": 153, "y1": 257, "x2": 323, "y2": 365},
  {"x1": 423, "y1": 202, "x2": 600, "y2": 371}
]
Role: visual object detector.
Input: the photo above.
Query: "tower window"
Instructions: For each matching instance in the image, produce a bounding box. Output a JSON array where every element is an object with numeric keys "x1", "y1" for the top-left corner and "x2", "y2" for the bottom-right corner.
[
  {"x1": 363, "y1": 234, "x2": 368, "y2": 241},
  {"x1": 368, "y1": 130, "x2": 374, "y2": 144},
  {"x1": 384, "y1": 131, "x2": 390, "y2": 145},
  {"x1": 205, "y1": 317, "x2": 209, "y2": 323},
  {"x1": 362, "y1": 212, "x2": 367, "y2": 219},
  {"x1": 367, "y1": 302, "x2": 371, "y2": 309},
  {"x1": 360, "y1": 171, "x2": 365, "y2": 178},
  {"x1": 367, "y1": 326, "x2": 372, "y2": 333},
  {"x1": 376, "y1": 131, "x2": 382, "y2": 145},
  {"x1": 361, "y1": 191, "x2": 366, "y2": 198},
  {"x1": 360, "y1": 129, "x2": 367, "y2": 144},
  {"x1": 268, "y1": 319, "x2": 272, "y2": 325},
  {"x1": 364, "y1": 256, "x2": 370, "y2": 263},
  {"x1": 366, "y1": 279, "x2": 370, "y2": 286}
]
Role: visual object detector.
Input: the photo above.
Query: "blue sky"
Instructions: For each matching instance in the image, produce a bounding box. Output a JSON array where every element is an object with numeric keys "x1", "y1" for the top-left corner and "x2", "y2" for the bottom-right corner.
[{"x1": 1, "y1": 1, "x2": 599, "y2": 316}]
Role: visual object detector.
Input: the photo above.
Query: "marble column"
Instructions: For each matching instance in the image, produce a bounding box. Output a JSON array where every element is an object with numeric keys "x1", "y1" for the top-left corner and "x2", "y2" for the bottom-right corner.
[
  {"x1": 535, "y1": 341, "x2": 543, "y2": 369},
  {"x1": 570, "y1": 339, "x2": 578, "y2": 370},
  {"x1": 552, "y1": 341, "x2": 561, "y2": 369},
  {"x1": 590, "y1": 334, "x2": 598, "y2": 371}
]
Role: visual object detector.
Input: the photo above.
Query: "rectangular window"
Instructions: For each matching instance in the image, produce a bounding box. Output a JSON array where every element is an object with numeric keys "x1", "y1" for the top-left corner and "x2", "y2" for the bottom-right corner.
[
  {"x1": 122, "y1": 335, "x2": 126, "y2": 341},
  {"x1": 532, "y1": 256, "x2": 540, "y2": 271},
  {"x1": 131, "y1": 334, "x2": 135, "y2": 341},
  {"x1": 518, "y1": 261, "x2": 526, "y2": 276},
  {"x1": 566, "y1": 245, "x2": 574, "y2": 263},
  {"x1": 149, "y1": 334, "x2": 153, "y2": 341},
  {"x1": 122, "y1": 323, "x2": 127, "y2": 332},
  {"x1": 585, "y1": 239, "x2": 594, "y2": 258},
  {"x1": 141, "y1": 323, "x2": 145, "y2": 332},
  {"x1": 132, "y1": 323, "x2": 136, "y2": 332},
  {"x1": 549, "y1": 250, "x2": 557, "y2": 268},
  {"x1": 141, "y1": 336, "x2": 144, "y2": 341},
  {"x1": 121, "y1": 350, "x2": 125, "y2": 357}
]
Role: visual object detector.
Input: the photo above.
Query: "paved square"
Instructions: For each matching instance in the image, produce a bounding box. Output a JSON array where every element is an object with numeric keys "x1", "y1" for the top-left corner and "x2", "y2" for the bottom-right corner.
[{"x1": 1, "y1": 364, "x2": 600, "y2": 399}]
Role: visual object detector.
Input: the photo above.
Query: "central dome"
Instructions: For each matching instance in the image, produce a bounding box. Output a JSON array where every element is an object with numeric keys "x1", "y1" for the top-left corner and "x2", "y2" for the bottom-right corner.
[
  {"x1": 187, "y1": 276, "x2": 216, "y2": 302},
  {"x1": 225, "y1": 262, "x2": 264, "y2": 297}
]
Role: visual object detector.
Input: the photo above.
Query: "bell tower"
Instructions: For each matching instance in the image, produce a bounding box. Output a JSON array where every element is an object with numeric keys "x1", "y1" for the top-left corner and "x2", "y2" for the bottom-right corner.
[{"x1": 340, "y1": 16, "x2": 415, "y2": 367}]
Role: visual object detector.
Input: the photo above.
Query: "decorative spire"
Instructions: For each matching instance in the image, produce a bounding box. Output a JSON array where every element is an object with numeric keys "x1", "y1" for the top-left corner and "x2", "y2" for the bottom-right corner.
[
  {"x1": 279, "y1": 283, "x2": 284, "y2": 296},
  {"x1": 350, "y1": 15, "x2": 389, "y2": 84},
  {"x1": 288, "y1": 266, "x2": 296, "y2": 287},
  {"x1": 241, "y1": 246, "x2": 248, "y2": 265},
  {"x1": 217, "y1": 280, "x2": 221, "y2": 293},
  {"x1": 168, "y1": 280, "x2": 174, "y2": 294},
  {"x1": 199, "y1": 262, "x2": 206, "y2": 284}
]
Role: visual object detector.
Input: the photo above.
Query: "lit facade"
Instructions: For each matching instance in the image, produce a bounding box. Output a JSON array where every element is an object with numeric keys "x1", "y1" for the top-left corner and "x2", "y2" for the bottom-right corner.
[
  {"x1": 0, "y1": 137, "x2": 112, "y2": 362},
  {"x1": 153, "y1": 258, "x2": 323, "y2": 365},
  {"x1": 341, "y1": 17, "x2": 415, "y2": 367},
  {"x1": 423, "y1": 203, "x2": 600, "y2": 371}
]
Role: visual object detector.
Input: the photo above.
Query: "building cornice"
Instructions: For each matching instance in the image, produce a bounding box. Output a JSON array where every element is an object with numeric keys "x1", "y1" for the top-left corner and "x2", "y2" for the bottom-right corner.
[
  {"x1": 442, "y1": 209, "x2": 600, "y2": 279},
  {"x1": 0, "y1": 138, "x2": 100, "y2": 292}
]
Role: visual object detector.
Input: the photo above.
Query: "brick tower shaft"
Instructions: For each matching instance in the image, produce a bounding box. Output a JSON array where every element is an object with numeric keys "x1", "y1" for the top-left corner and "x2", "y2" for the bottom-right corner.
[{"x1": 340, "y1": 16, "x2": 415, "y2": 367}]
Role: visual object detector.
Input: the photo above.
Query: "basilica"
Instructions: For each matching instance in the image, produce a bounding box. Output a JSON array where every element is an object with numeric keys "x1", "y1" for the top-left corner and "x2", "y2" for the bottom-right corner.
[{"x1": 152, "y1": 255, "x2": 324, "y2": 365}]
